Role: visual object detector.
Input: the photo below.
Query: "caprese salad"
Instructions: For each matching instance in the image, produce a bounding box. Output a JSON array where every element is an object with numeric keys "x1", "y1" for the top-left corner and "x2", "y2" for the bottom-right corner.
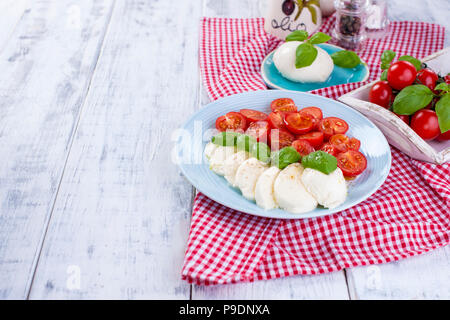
[{"x1": 204, "y1": 98, "x2": 368, "y2": 214}]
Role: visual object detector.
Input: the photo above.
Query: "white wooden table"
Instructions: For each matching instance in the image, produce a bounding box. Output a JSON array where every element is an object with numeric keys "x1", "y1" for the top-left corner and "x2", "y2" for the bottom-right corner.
[{"x1": 0, "y1": 0, "x2": 448, "y2": 300}]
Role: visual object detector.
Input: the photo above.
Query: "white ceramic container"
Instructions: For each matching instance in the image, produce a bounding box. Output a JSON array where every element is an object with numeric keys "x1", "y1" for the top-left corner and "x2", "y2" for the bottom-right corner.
[{"x1": 338, "y1": 47, "x2": 450, "y2": 164}]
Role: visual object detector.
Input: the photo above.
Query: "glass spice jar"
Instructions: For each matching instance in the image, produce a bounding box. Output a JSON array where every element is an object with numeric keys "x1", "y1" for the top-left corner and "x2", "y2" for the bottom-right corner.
[
  {"x1": 332, "y1": 0, "x2": 369, "y2": 51},
  {"x1": 366, "y1": 0, "x2": 389, "y2": 39}
]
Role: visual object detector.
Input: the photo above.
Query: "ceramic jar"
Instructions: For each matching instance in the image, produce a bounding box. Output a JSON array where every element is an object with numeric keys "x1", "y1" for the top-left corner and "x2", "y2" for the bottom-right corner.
[{"x1": 264, "y1": 0, "x2": 322, "y2": 40}]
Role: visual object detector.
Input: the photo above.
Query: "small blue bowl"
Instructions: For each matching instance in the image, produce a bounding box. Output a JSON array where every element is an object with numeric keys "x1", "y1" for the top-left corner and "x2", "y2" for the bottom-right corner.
[{"x1": 261, "y1": 43, "x2": 370, "y2": 91}]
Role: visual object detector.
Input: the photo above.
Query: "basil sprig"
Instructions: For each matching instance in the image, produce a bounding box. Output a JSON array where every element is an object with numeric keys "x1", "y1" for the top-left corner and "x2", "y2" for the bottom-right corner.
[
  {"x1": 285, "y1": 31, "x2": 361, "y2": 69},
  {"x1": 392, "y1": 85, "x2": 434, "y2": 115},
  {"x1": 435, "y1": 93, "x2": 450, "y2": 133},
  {"x1": 380, "y1": 50, "x2": 396, "y2": 70},
  {"x1": 331, "y1": 50, "x2": 361, "y2": 68}
]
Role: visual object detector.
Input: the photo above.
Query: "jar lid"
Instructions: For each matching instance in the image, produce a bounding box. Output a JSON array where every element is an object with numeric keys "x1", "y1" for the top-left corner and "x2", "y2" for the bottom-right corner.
[{"x1": 334, "y1": 0, "x2": 370, "y2": 12}]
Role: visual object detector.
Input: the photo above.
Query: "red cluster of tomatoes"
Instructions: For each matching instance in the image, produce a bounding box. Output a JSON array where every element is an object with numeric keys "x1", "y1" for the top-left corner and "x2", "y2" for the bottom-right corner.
[
  {"x1": 215, "y1": 98, "x2": 367, "y2": 177},
  {"x1": 369, "y1": 61, "x2": 450, "y2": 141}
]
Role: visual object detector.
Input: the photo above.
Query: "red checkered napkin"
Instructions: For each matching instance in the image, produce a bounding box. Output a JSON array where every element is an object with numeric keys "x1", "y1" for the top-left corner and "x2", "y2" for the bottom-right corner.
[{"x1": 182, "y1": 15, "x2": 450, "y2": 285}]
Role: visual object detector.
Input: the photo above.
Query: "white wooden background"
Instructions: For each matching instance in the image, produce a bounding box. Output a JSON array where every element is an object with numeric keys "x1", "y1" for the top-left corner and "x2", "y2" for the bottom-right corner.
[{"x1": 0, "y1": 0, "x2": 448, "y2": 300}]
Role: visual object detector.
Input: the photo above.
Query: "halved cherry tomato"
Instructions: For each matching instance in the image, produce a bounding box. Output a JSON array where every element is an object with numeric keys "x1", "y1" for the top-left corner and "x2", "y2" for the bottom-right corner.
[
  {"x1": 299, "y1": 107, "x2": 323, "y2": 120},
  {"x1": 292, "y1": 139, "x2": 315, "y2": 156},
  {"x1": 240, "y1": 109, "x2": 268, "y2": 122},
  {"x1": 329, "y1": 134, "x2": 361, "y2": 153},
  {"x1": 245, "y1": 121, "x2": 270, "y2": 143},
  {"x1": 215, "y1": 112, "x2": 247, "y2": 132},
  {"x1": 299, "y1": 106, "x2": 323, "y2": 129},
  {"x1": 269, "y1": 128, "x2": 295, "y2": 150},
  {"x1": 320, "y1": 143, "x2": 338, "y2": 156},
  {"x1": 270, "y1": 98, "x2": 297, "y2": 113},
  {"x1": 347, "y1": 137, "x2": 361, "y2": 151},
  {"x1": 329, "y1": 134, "x2": 350, "y2": 153},
  {"x1": 337, "y1": 150, "x2": 367, "y2": 177},
  {"x1": 295, "y1": 131, "x2": 324, "y2": 148},
  {"x1": 267, "y1": 111, "x2": 287, "y2": 130},
  {"x1": 318, "y1": 117, "x2": 349, "y2": 140},
  {"x1": 284, "y1": 112, "x2": 314, "y2": 135}
]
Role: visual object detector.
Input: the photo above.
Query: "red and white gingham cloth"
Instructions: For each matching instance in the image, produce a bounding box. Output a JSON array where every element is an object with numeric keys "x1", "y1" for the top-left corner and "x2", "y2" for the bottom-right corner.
[{"x1": 182, "y1": 15, "x2": 450, "y2": 285}]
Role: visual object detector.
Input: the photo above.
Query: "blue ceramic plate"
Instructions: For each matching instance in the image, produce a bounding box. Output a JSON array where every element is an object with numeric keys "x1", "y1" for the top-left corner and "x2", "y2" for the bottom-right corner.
[
  {"x1": 177, "y1": 90, "x2": 391, "y2": 219},
  {"x1": 261, "y1": 43, "x2": 370, "y2": 91}
]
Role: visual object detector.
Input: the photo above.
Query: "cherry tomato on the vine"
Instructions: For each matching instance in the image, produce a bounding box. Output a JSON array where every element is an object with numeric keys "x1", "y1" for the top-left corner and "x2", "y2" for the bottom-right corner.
[
  {"x1": 445, "y1": 75, "x2": 450, "y2": 84},
  {"x1": 395, "y1": 113, "x2": 410, "y2": 125},
  {"x1": 410, "y1": 109, "x2": 440, "y2": 140},
  {"x1": 437, "y1": 130, "x2": 450, "y2": 141},
  {"x1": 417, "y1": 68, "x2": 438, "y2": 91},
  {"x1": 387, "y1": 60, "x2": 417, "y2": 90},
  {"x1": 369, "y1": 81, "x2": 393, "y2": 108}
]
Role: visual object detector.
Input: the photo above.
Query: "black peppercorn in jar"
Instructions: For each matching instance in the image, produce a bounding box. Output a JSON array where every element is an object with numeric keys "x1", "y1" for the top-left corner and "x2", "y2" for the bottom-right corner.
[{"x1": 332, "y1": 0, "x2": 369, "y2": 51}]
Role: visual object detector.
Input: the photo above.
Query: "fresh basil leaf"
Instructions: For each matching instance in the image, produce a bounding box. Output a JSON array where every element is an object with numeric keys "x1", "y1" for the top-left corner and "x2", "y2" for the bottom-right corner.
[
  {"x1": 380, "y1": 69, "x2": 388, "y2": 80},
  {"x1": 381, "y1": 50, "x2": 396, "y2": 69},
  {"x1": 307, "y1": 32, "x2": 331, "y2": 44},
  {"x1": 331, "y1": 50, "x2": 361, "y2": 68},
  {"x1": 236, "y1": 134, "x2": 257, "y2": 152},
  {"x1": 435, "y1": 93, "x2": 450, "y2": 133},
  {"x1": 250, "y1": 142, "x2": 271, "y2": 163},
  {"x1": 301, "y1": 151, "x2": 337, "y2": 175},
  {"x1": 380, "y1": 61, "x2": 391, "y2": 70},
  {"x1": 435, "y1": 82, "x2": 450, "y2": 92},
  {"x1": 295, "y1": 42, "x2": 318, "y2": 68},
  {"x1": 286, "y1": 30, "x2": 309, "y2": 42},
  {"x1": 392, "y1": 85, "x2": 434, "y2": 115},
  {"x1": 398, "y1": 55, "x2": 422, "y2": 71},
  {"x1": 212, "y1": 131, "x2": 241, "y2": 146},
  {"x1": 271, "y1": 147, "x2": 301, "y2": 169}
]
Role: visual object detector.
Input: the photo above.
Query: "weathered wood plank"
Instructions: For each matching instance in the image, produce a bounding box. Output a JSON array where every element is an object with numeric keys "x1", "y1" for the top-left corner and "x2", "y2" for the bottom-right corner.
[
  {"x1": 346, "y1": 246, "x2": 450, "y2": 300},
  {"x1": 0, "y1": 0, "x2": 115, "y2": 299},
  {"x1": 28, "y1": 0, "x2": 202, "y2": 299},
  {"x1": 0, "y1": 0, "x2": 28, "y2": 53},
  {"x1": 193, "y1": 271, "x2": 349, "y2": 300}
]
